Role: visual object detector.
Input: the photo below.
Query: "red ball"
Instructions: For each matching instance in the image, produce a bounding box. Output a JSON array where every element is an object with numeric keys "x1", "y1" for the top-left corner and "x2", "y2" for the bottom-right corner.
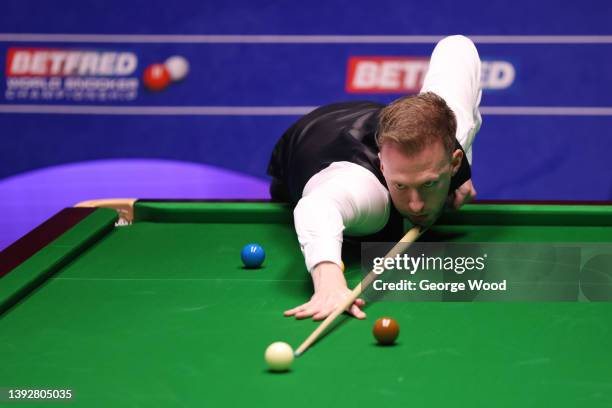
[
  {"x1": 143, "y1": 64, "x2": 171, "y2": 91},
  {"x1": 372, "y1": 317, "x2": 399, "y2": 345}
]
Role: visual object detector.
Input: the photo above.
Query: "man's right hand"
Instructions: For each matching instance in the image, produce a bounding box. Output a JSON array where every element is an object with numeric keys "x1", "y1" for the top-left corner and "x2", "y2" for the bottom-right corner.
[{"x1": 283, "y1": 261, "x2": 366, "y2": 321}]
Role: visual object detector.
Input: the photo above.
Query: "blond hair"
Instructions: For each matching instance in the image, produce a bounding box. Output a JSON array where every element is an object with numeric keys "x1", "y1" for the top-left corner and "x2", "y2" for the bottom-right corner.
[{"x1": 377, "y1": 92, "x2": 456, "y2": 156}]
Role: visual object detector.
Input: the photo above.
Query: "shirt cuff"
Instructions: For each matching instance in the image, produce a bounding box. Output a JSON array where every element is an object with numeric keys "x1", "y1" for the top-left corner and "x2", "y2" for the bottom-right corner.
[{"x1": 302, "y1": 236, "x2": 343, "y2": 273}]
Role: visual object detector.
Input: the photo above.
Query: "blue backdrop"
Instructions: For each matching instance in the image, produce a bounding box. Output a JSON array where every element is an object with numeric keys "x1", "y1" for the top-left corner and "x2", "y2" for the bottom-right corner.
[{"x1": 1, "y1": 0, "x2": 612, "y2": 200}]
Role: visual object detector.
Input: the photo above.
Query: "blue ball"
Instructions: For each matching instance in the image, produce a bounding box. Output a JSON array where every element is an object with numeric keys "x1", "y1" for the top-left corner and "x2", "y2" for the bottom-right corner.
[{"x1": 241, "y1": 243, "x2": 265, "y2": 268}]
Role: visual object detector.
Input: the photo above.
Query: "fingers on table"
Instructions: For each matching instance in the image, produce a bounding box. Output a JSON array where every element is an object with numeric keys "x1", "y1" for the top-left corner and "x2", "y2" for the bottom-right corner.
[
  {"x1": 284, "y1": 297, "x2": 367, "y2": 320},
  {"x1": 284, "y1": 302, "x2": 311, "y2": 316}
]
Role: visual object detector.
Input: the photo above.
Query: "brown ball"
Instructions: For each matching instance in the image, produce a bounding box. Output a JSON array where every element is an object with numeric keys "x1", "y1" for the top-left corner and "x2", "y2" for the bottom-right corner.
[{"x1": 372, "y1": 317, "x2": 399, "y2": 345}]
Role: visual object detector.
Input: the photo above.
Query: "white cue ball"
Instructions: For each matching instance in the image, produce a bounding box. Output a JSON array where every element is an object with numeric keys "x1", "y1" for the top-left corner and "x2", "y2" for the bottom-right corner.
[
  {"x1": 264, "y1": 342, "x2": 294, "y2": 371},
  {"x1": 164, "y1": 55, "x2": 190, "y2": 81}
]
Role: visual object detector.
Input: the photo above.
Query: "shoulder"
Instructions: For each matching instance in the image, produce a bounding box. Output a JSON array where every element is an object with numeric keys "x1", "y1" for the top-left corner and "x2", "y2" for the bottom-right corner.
[
  {"x1": 304, "y1": 162, "x2": 388, "y2": 200},
  {"x1": 290, "y1": 101, "x2": 385, "y2": 136}
]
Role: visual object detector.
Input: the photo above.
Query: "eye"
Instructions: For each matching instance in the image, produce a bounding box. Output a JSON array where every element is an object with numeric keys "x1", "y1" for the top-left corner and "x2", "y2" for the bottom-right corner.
[
  {"x1": 423, "y1": 180, "x2": 438, "y2": 188},
  {"x1": 395, "y1": 183, "x2": 406, "y2": 190}
]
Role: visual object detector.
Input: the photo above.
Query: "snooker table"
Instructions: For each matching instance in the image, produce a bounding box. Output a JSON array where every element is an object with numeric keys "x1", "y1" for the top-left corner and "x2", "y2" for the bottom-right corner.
[{"x1": 1, "y1": 199, "x2": 612, "y2": 407}]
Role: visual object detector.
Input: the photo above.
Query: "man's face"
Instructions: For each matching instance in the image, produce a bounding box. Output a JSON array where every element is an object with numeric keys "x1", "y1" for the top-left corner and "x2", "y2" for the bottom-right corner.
[{"x1": 379, "y1": 140, "x2": 462, "y2": 227}]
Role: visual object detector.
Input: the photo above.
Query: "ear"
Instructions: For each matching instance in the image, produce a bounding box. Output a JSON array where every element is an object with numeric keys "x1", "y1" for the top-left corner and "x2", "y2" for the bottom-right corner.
[
  {"x1": 378, "y1": 152, "x2": 384, "y2": 172},
  {"x1": 451, "y1": 149, "x2": 463, "y2": 176}
]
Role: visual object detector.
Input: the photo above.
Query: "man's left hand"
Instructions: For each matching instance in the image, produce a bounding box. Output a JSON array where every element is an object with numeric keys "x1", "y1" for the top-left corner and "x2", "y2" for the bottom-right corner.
[{"x1": 451, "y1": 179, "x2": 477, "y2": 209}]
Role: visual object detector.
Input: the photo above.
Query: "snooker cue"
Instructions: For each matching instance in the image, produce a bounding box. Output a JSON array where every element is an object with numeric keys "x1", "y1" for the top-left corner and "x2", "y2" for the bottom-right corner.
[{"x1": 294, "y1": 225, "x2": 422, "y2": 356}]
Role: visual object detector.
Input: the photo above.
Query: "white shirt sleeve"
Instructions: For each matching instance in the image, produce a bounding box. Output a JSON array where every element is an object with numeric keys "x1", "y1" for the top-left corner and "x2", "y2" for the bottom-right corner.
[
  {"x1": 420, "y1": 35, "x2": 483, "y2": 164},
  {"x1": 293, "y1": 162, "x2": 390, "y2": 272}
]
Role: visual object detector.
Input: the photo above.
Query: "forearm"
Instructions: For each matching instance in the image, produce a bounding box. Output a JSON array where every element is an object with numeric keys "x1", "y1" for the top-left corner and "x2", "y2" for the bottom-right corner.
[
  {"x1": 420, "y1": 35, "x2": 483, "y2": 164},
  {"x1": 293, "y1": 195, "x2": 344, "y2": 273}
]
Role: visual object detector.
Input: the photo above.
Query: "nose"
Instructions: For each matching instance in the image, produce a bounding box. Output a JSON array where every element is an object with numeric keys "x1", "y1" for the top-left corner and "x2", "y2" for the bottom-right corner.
[{"x1": 407, "y1": 189, "x2": 425, "y2": 214}]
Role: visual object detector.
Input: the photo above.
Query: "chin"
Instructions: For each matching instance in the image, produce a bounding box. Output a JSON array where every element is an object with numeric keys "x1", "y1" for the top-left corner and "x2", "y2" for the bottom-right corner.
[
  {"x1": 406, "y1": 210, "x2": 443, "y2": 228},
  {"x1": 406, "y1": 215, "x2": 430, "y2": 227},
  {"x1": 413, "y1": 218, "x2": 432, "y2": 228}
]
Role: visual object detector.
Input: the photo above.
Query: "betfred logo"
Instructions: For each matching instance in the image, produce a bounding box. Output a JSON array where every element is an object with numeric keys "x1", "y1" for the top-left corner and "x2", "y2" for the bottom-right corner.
[
  {"x1": 346, "y1": 56, "x2": 515, "y2": 93},
  {"x1": 4, "y1": 46, "x2": 190, "y2": 102},
  {"x1": 6, "y1": 48, "x2": 138, "y2": 77},
  {"x1": 347, "y1": 57, "x2": 429, "y2": 93},
  {"x1": 4, "y1": 47, "x2": 140, "y2": 102}
]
